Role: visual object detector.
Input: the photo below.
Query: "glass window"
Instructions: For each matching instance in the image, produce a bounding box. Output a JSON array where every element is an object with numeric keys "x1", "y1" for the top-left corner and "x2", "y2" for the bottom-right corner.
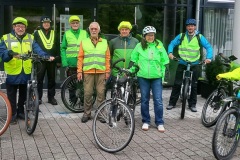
[
  {"x1": 204, "y1": 8, "x2": 234, "y2": 57},
  {"x1": 98, "y1": 4, "x2": 187, "y2": 47}
]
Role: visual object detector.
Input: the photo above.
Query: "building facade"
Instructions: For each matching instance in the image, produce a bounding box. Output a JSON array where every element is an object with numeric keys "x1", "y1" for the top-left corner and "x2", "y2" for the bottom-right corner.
[{"x1": 0, "y1": 0, "x2": 235, "y2": 86}]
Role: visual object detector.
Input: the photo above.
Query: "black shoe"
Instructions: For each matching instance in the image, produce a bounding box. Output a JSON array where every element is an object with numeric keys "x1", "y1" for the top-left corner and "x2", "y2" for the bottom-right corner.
[
  {"x1": 166, "y1": 105, "x2": 175, "y2": 110},
  {"x1": 17, "y1": 113, "x2": 25, "y2": 120},
  {"x1": 81, "y1": 116, "x2": 91, "y2": 123},
  {"x1": 189, "y1": 106, "x2": 197, "y2": 112},
  {"x1": 48, "y1": 98, "x2": 57, "y2": 105},
  {"x1": 10, "y1": 114, "x2": 17, "y2": 125}
]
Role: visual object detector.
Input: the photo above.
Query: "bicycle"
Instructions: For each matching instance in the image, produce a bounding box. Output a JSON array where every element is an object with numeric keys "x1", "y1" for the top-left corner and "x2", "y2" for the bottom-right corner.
[
  {"x1": 0, "y1": 71, "x2": 12, "y2": 136},
  {"x1": 19, "y1": 53, "x2": 50, "y2": 135},
  {"x1": 173, "y1": 57, "x2": 203, "y2": 119},
  {"x1": 60, "y1": 67, "x2": 115, "y2": 112},
  {"x1": 212, "y1": 89, "x2": 240, "y2": 160},
  {"x1": 201, "y1": 53, "x2": 239, "y2": 127},
  {"x1": 92, "y1": 58, "x2": 139, "y2": 153}
]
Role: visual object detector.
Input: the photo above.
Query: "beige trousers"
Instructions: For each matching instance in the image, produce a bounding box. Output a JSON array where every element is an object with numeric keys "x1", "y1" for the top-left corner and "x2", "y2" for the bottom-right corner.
[{"x1": 83, "y1": 73, "x2": 105, "y2": 117}]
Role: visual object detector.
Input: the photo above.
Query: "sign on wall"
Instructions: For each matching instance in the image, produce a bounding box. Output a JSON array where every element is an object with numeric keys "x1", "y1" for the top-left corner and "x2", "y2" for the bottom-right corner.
[{"x1": 59, "y1": 14, "x2": 83, "y2": 43}]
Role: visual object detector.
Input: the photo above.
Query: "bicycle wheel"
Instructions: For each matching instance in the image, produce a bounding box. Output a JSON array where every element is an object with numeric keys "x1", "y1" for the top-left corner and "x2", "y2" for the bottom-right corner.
[
  {"x1": 212, "y1": 107, "x2": 240, "y2": 160},
  {"x1": 25, "y1": 87, "x2": 39, "y2": 135},
  {"x1": 181, "y1": 79, "x2": 189, "y2": 119},
  {"x1": 61, "y1": 74, "x2": 96, "y2": 113},
  {"x1": 201, "y1": 89, "x2": 227, "y2": 127},
  {"x1": 0, "y1": 91, "x2": 12, "y2": 136},
  {"x1": 92, "y1": 99, "x2": 135, "y2": 153}
]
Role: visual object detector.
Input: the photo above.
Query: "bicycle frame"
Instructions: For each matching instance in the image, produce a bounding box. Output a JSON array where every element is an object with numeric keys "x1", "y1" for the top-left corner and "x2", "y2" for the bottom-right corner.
[{"x1": 180, "y1": 62, "x2": 193, "y2": 99}]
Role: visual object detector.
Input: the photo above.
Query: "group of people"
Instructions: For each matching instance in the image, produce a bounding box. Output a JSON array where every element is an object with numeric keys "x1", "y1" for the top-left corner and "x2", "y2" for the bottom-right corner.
[{"x1": 0, "y1": 15, "x2": 213, "y2": 133}]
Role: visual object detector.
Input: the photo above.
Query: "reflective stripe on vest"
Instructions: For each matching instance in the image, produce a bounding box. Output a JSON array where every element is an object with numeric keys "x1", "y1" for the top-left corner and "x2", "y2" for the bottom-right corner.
[
  {"x1": 178, "y1": 35, "x2": 200, "y2": 62},
  {"x1": 38, "y1": 30, "x2": 55, "y2": 49},
  {"x1": 82, "y1": 38, "x2": 108, "y2": 71},
  {"x1": 3, "y1": 33, "x2": 33, "y2": 75},
  {"x1": 65, "y1": 30, "x2": 87, "y2": 58}
]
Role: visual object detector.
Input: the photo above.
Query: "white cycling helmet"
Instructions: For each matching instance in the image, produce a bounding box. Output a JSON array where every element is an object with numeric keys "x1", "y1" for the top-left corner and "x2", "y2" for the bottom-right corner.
[{"x1": 142, "y1": 26, "x2": 156, "y2": 35}]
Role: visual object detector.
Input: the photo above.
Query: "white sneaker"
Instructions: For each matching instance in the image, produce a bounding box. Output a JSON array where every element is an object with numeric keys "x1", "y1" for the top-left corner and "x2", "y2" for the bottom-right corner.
[
  {"x1": 142, "y1": 123, "x2": 149, "y2": 131},
  {"x1": 158, "y1": 125, "x2": 165, "y2": 133}
]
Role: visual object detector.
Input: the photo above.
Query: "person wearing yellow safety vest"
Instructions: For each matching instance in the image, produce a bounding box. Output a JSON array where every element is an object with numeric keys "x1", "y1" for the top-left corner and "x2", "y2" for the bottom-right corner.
[
  {"x1": 33, "y1": 16, "x2": 60, "y2": 105},
  {"x1": 0, "y1": 17, "x2": 55, "y2": 124},
  {"x1": 167, "y1": 18, "x2": 213, "y2": 112},
  {"x1": 60, "y1": 15, "x2": 88, "y2": 104},
  {"x1": 77, "y1": 22, "x2": 110, "y2": 123},
  {"x1": 61, "y1": 15, "x2": 88, "y2": 74}
]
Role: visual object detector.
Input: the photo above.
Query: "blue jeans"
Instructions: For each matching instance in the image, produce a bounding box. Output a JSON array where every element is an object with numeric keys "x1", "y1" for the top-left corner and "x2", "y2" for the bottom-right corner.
[{"x1": 138, "y1": 77, "x2": 164, "y2": 126}]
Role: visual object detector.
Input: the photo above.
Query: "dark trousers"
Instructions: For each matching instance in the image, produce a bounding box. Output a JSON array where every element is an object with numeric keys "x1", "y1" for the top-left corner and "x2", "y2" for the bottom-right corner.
[
  {"x1": 169, "y1": 64, "x2": 200, "y2": 107},
  {"x1": 66, "y1": 67, "x2": 77, "y2": 101},
  {"x1": 6, "y1": 84, "x2": 27, "y2": 116},
  {"x1": 37, "y1": 61, "x2": 56, "y2": 100}
]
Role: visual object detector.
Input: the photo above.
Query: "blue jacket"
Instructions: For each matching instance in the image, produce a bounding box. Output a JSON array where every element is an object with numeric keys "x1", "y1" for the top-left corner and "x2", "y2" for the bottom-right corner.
[
  {"x1": 168, "y1": 30, "x2": 213, "y2": 65},
  {"x1": 0, "y1": 30, "x2": 48, "y2": 84}
]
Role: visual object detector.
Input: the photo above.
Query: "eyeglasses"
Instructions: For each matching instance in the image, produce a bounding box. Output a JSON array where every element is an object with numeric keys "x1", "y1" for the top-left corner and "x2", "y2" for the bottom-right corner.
[
  {"x1": 15, "y1": 25, "x2": 26, "y2": 29},
  {"x1": 71, "y1": 22, "x2": 79, "y2": 25},
  {"x1": 90, "y1": 28, "x2": 98, "y2": 31}
]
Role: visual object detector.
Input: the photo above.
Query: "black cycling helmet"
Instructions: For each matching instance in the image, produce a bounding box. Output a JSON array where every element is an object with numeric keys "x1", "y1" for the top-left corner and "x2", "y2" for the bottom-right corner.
[
  {"x1": 185, "y1": 19, "x2": 196, "y2": 26},
  {"x1": 40, "y1": 16, "x2": 52, "y2": 23}
]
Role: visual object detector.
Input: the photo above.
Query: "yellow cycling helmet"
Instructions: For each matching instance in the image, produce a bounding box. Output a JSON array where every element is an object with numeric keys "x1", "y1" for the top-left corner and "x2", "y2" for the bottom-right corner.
[
  {"x1": 118, "y1": 21, "x2": 132, "y2": 31},
  {"x1": 69, "y1": 15, "x2": 80, "y2": 23},
  {"x1": 12, "y1": 17, "x2": 28, "y2": 26}
]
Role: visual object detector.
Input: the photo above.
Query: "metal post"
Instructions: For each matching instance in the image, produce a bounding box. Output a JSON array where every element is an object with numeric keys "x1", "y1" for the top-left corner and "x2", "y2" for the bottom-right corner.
[{"x1": 195, "y1": 0, "x2": 200, "y2": 30}]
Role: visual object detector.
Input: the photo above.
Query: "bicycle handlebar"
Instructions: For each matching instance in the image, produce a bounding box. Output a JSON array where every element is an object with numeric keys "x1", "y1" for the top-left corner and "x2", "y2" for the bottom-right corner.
[
  {"x1": 18, "y1": 53, "x2": 51, "y2": 61},
  {"x1": 218, "y1": 53, "x2": 237, "y2": 66},
  {"x1": 112, "y1": 58, "x2": 139, "y2": 76},
  {"x1": 172, "y1": 57, "x2": 204, "y2": 65}
]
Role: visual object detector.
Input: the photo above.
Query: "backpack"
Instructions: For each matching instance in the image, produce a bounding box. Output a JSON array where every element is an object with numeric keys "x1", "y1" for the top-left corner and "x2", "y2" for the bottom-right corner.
[{"x1": 179, "y1": 33, "x2": 203, "y2": 60}]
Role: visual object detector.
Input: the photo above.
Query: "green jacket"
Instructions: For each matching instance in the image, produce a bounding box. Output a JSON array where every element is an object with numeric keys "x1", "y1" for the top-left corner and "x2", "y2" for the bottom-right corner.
[
  {"x1": 61, "y1": 28, "x2": 88, "y2": 67},
  {"x1": 217, "y1": 68, "x2": 240, "y2": 80},
  {"x1": 109, "y1": 34, "x2": 138, "y2": 76},
  {"x1": 130, "y1": 40, "x2": 169, "y2": 79}
]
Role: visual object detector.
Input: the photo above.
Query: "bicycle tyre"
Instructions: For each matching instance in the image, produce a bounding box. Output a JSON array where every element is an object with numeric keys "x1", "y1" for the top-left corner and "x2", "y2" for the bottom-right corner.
[
  {"x1": 25, "y1": 87, "x2": 39, "y2": 135},
  {"x1": 61, "y1": 74, "x2": 96, "y2": 113},
  {"x1": 212, "y1": 107, "x2": 240, "y2": 160},
  {"x1": 201, "y1": 89, "x2": 227, "y2": 127},
  {"x1": 181, "y1": 79, "x2": 189, "y2": 119},
  {"x1": 0, "y1": 91, "x2": 12, "y2": 136},
  {"x1": 92, "y1": 99, "x2": 135, "y2": 153}
]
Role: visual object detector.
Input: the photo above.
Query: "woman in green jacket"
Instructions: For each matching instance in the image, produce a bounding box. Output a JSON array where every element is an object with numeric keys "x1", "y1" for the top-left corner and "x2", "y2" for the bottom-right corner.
[{"x1": 130, "y1": 26, "x2": 169, "y2": 132}]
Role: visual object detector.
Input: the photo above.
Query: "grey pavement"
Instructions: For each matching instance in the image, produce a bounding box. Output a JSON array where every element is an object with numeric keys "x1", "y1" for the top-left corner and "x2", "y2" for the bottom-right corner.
[{"x1": 1, "y1": 88, "x2": 240, "y2": 160}]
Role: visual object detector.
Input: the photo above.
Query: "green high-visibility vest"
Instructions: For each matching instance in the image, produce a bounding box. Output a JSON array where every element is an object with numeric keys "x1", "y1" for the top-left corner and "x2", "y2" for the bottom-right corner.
[
  {"x1": 178, "y1": 34, "x2": 200, "y2": 62},
  {"x1": 82, "y1": 38, "x2": 108, "y2": 71},
  {"x1": 65, "y1": 30, "x2": 87, "y2": 58},
  {"x1": 3, "y1": 33, "x2": 33, "y2": 75},
  {"x1": 38, "y1": 30, "x2": 54, "y2": 49}
]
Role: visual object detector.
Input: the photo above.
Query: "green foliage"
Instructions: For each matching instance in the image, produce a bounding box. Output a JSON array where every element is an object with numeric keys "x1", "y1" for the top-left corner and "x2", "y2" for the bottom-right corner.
[{"x1": 205, "y1": 56, "x2": 225, "y2": 86}]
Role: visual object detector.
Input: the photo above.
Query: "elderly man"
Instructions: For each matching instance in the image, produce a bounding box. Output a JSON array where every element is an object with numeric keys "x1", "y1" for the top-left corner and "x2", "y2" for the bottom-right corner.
[
  {"x1": 77, "y1": 22, "x2": 110, "y2": 123},
  {"x1": 0, "y1": 17, "x2": 54, "y2": 124},
  {"x1": 61, "y1": 15, "x2": 88, "y2": 104}
]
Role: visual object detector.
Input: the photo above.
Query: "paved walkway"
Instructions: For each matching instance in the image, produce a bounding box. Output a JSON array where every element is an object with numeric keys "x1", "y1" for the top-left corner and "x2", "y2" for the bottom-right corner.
[{"x1": 1, "y1": 89, "x2": 240, "y2": 160}]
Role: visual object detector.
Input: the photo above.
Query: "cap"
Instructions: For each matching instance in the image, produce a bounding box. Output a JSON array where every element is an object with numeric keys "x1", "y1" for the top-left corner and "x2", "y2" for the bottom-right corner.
[
  {"x1": 12, "y1": 17, "x2": 28, "y2": 27},
  {"x1": 69, "y1": 15, "x2": 80, "y2": 23},
  {"x1": 118, "y1": 21, "x2": 132, "y2": 31}
]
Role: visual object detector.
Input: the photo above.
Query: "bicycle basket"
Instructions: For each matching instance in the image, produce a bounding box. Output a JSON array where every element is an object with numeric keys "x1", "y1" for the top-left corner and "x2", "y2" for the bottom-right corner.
[{"x1": 0, "y1": 71, "x2": 7, "y2": 84}]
